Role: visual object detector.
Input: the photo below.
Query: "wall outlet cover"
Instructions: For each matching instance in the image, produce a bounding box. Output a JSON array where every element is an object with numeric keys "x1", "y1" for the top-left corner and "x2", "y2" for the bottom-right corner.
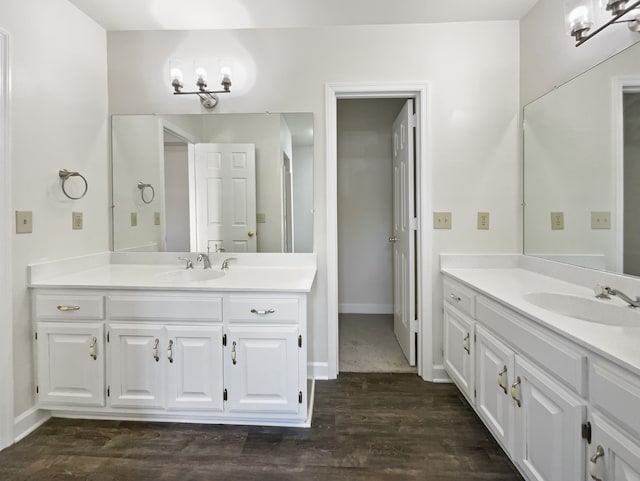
[
  {"x1": 550, "y1": 211, "x2": 564, "y2": 230},
  {"x1": 154, "y1": 212, "x2": 161, "y2": 226},
  {"x1": 477, "y1": 212, "x2": 490, "y2": 230},
  {"x1": 16, "y1": 210, "x2": 33, "y2": 234},
  {"x1": 130, "y1": 212, "x2": 138, "y2": 227},
  {"x1": 72, "y1": 212, "x2": 83, "y2": 230},
  {"x1": 256, "y1": 213, "x2": 266, "y2": 224},
  {"x1": 591, "y1": 211, "x2": 611, "y2": 230},
  {"x1": 433, "y1": 212, "x2": 452, "y2": 229}
]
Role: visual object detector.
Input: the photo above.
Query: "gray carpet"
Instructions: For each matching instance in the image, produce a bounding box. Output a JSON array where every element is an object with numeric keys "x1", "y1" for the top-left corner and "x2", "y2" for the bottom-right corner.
[{"x1": 339, "y1": 313, "x2": 417, "y2": 373}]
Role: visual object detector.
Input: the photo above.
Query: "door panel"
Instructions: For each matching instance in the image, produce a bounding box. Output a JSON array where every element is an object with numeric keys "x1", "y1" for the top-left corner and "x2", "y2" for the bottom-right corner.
[
  {"x1": 443, "y1": 306, "x2": 475, "y2": 403},
  {"x1": 194, "y1": 143, "x2": 256, "y2": 253},
  {"x1": 391, "y1": 99, "x2": 416, "y2": 365}
]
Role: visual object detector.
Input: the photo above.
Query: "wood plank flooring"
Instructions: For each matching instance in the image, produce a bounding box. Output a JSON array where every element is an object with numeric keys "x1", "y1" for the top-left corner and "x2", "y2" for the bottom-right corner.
[{"x1": 0, "y1": 374, "x2": 523, "y2": 481}]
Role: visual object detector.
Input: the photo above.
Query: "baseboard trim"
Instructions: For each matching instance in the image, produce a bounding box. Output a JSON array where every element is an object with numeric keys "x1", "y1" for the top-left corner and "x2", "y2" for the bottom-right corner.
[
  {"x1": 430, "y1": 364, "x2": 451, "y2": 383},
  {"x1": 14, "y1": 407, "x2": 50, "y2": 443},
  {"x1": 309, "y1": 361, "x2": 329, "y2": 380},
  {"x1": 338, "y1": 304, "x2": 393, "y2": 314}
]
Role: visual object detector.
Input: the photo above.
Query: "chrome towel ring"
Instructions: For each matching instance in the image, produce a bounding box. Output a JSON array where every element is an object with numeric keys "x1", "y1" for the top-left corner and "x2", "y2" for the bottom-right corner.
[
  {"x1": 59, "y1": 169, "x2": 88, "y2": 200},
  {"x1": 137, "y1": 181, "x2": 155, "y2": 204}
]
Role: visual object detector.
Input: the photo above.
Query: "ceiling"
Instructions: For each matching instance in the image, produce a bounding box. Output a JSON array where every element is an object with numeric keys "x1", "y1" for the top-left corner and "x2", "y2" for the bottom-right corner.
[{"x1": 68, "y1": 0, "x2": 539, "y2": 31}]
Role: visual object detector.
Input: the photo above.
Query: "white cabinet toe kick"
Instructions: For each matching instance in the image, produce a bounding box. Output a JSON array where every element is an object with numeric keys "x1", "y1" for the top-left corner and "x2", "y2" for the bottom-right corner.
[{"x1": 32, "y1": 289, "x2": 311, "y2": 427}]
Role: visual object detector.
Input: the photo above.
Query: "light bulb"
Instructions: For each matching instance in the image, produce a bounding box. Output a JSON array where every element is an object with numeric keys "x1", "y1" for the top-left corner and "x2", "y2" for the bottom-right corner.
[{"x1": 170, "y1": 68, "x2": 183, "y2": 83}]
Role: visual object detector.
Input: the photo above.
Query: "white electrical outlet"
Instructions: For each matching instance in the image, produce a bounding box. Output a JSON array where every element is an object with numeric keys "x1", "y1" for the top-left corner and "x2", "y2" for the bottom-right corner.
[
  {"x1": 550, "y1": 212, "x2": 564, "y2": 230},
  {"x1": 256, "y1": 213, "x2": 266, "y2": 224},
  {"x1": 477, "y1": 212, "x2": 490, "y2": 230},
  {"x1": 72, "y1": 212, "x2": 83, "y2": 230},
  {"x1": 154, "y1": 212, "x2": 161, "y2": 226},
  {"x1": 433, "y1": 212, "x2": 452, "y2": 229},
  {"x1": 591, "y1": 211, "x2": 611, "y2": 230},
  {"x1": 131, "y1": 212, "x2": 138, "y2": 227}
]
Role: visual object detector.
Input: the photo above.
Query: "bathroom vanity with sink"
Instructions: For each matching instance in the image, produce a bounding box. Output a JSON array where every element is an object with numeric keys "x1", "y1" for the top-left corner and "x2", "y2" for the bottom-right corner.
[
  {"x1": 441, "y1": 255, "x2": 640, "y2": 481},
  {"x1": 28, "y1": 252, "x2": 317, "y2": 427}
]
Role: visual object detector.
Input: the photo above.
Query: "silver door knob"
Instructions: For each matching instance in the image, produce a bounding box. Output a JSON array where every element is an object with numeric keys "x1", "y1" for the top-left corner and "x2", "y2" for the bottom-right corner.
[{"x1": 389, "y1": 236, "x2": 398, "y2": 242}]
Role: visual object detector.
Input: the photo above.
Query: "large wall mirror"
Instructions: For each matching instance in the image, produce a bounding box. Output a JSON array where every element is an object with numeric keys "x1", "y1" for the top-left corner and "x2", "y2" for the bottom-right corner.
[
  {"x1": 523, "y1": 41, "x2": 640, "y2": 276},
  {"x1": 112, "y1": 113, "x2": 314, "y2": 253}
]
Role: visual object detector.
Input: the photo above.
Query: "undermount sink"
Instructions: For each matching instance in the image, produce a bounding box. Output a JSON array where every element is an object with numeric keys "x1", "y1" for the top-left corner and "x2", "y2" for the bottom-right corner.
[
  {"x1": 157, "y1": 269, "x2": 225, "y2": 282},
  {"x1": 523, "y1": 292, "x2": 640, "y2": 327}
]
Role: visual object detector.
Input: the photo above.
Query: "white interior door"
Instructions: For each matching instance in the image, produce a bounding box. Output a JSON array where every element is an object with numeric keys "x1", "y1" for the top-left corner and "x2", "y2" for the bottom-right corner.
[
  {"x1": 392, "y1": 99, "x2": 416, "y2": 365},
  {"x1": 194, "y1": 143, "x2": 257, "y2": 253}
]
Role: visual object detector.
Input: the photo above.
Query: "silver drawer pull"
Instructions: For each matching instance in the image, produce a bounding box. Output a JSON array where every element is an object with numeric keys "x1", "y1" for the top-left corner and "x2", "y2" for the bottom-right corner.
[
  {"x1": 89, "y1": 337, "x2": 97, "y2": 360},
  {"x1": 57, "y1": 305, "x2": 80, "y2": 312},
  {"x1": 449, "y1": 293, "x2": 461, "y2": 302},
  {"x1": 511, "y1": 376, "x2": 522, "y2": 407},
  {"x1": 231, "y1": 341, "x2": 237, "y2": 365},
  {"x1": 152, "y1": 338, "x2": 160, "y2": 362},
  {"x1": 167, "y1": 339, "x2": 174, "y2": 364},
  {"x1": 589, "y1": 445, "x2": 605, "y2": 481},
  {"x1": 463, "y1": 333, "x2": 470, "y2": 354},
  {"x1": 250, "y1": 308, "x2": 275, "y2": 315},
  {"x1": 497, "y1": 366, "x2": 508, "y2": 394}
]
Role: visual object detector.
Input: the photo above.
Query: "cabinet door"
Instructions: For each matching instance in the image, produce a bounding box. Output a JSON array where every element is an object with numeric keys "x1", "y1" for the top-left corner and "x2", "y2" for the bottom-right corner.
[
  {"x1": 475, "y1": 325, "x2": 515, "y2": 454},
  {"x1": 443, "y1": 305, "x2": 475, "y2": 403},
  {"x1": 166, "y1": 325, "x2": 224, "y2": 411},
  {"x1": 108, "y1": 324, "x2": 165, "y2": 409},
  {"x1": 512, "y1": 356, "x2": 586, "y2": 481},
  {"x1": 36, "y1": 322, "x2": 104, "y2": 407},
  {"x1": 225, "y1": 325, "x2": 300, "y2": 415},
  {"x1": 589, "y1": 413, "x2": 640, "y2": 481}
]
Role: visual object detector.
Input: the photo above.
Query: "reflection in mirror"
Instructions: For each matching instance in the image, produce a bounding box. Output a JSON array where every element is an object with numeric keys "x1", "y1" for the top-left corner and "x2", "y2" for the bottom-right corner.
[
  {"x1": 112, "y1": 113, "x2": 314, "y2": 253},
  {"x1": 523, "y1": 41, "x2": 640, "y2": 276}
]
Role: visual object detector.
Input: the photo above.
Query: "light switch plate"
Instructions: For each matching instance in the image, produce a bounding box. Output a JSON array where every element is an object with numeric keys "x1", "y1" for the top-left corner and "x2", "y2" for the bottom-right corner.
[
  {"x1": 72, "y1": 212, "x2": 83, "y2": 230},
  {"x1": 154, "y1": 212, "x2": 161, "y2": 226},
  {"x1": 477, "y1": 212, "x2": 490, "y2": 230},
  {"x1": 16, "y1": 210, "x2": 33, "y2": 234},
  {"x1": 433, "y1": 212, "x2": 452, "y2": 229},
  {"x1": 591, "y1": 211, "x2": 611, "y2": 230},
  {"x1": 256, "y1": 213, "x2": 266, "y2": 224},
  {"x1": 130, "y1": 212, "x2": 138, "y2": 227},
  {"x1": 551, "y1": 211, "x2": 564, "y2": 230}
]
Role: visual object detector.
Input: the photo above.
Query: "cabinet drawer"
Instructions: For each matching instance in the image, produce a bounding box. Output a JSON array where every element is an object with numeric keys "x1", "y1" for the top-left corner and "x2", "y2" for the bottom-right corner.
[
  {"x1": 443, "y1": 277, "x2": 476, "y2": 317},
  {"x1": 108, "y1": 295, "x2": 222, "y2": 322},
  {"x1": 590, "y1": 359, "x2": 640, "y2": 439},
  {"x1": 227, "y1": 296, "x2": 300, "y2": 323},
  {"x1": 476, "y1": 296, "x2": 587, "y2": 396},
  {"x1": 35, "y1": 294, "x2": 104, "y2": 320}
]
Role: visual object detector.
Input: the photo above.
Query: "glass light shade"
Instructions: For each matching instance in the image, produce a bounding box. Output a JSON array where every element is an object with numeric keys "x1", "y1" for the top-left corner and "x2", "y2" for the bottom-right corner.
[
  {"x1": 220, "y1": 66, "x2": 232, "y2": 80},
  {"x1": 565, "y1": 0, "x2": 595, "y2": 35},
  {"x1": 170, "y1": 68, "x2": 183, "y2": 83},
  {"x1": 600, "y1": 0, "x2": 628, "y2": 15},
  {"x1": 194, "y1": 67, "x2": 207, "y2": 83}
]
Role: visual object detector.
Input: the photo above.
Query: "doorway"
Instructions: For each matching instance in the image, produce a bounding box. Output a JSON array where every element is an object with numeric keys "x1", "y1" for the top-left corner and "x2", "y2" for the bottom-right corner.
[
  {"x1": 623, "y1": 91, "x2": 640, "y2": 275},
  {"x1": 325, "y1": 82, "x2": 432, "y2": 381},
  {"x1": 336, "y1": 98, "x2": 415, "y2": 373}
]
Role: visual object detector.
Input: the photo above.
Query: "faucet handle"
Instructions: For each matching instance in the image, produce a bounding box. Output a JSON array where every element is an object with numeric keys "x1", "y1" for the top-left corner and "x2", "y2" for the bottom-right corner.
[
  {"x1": 221, "y1": 257, "x2": 237, "y2": 270},
  {"x1": 177, "y1": 257, "x2": 194, "y2": 270},
  {"x1": 594, "y1": 284, "x2": 611, "y2": 299}
]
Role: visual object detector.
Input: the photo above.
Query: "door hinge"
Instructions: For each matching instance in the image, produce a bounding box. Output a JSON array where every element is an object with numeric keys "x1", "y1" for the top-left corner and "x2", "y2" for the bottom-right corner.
[
  {"x1": 410, "y1": 217, "x2": 418, "y2": 230},
  {"x1": 298, "y1": 335, "x2": 302, "y2": 348},
  {"x1": 36, "y1": 385, "x2": 39, "y2": 394},
  {"x1": 107, "y1": 331, "x2": 110, "y2": 343},
  {"x1": 223, "y1": 388, "x2": 228, "y2": 401},
  {"x1": 222, "y1": 334, "x2": 227, "y2": 346},
  {"x1": 410, "y1": 319, "x2": 418, "y2": 332},
  {"x1": 410, "y1": 113, "x2": 417, "y2": 128},
  {"x1": 298, "y1": 391, "x2": 303, "y2": 404},
  {"x1": 34, "y1": 332, "x2": 38, "y2": 341},
  {"x1": 582, "y1": 421, "x2": 592, "y2": 444},
  {"x1": 107, "y1": 386, "x2": 110, "y2": 397},
  {"x1": 474, "y1": 388, "x2": 476, "y2": 399}
]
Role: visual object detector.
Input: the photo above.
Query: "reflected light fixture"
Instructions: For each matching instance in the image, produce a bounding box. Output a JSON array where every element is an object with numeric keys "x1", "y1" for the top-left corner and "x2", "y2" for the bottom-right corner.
[
  {"x1": 170, "y1": 65, "x2": 232, "y2": 109},
  {"x1": 567, "y1": 0, "x2": 640, "y2": 46}
]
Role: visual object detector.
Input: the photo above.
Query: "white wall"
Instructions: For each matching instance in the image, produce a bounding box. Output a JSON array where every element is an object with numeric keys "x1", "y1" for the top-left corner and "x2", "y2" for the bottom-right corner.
[
  {"x1": 108, "y1": 21, "x2": 520, "y2": 375},
  {"x1": 1, "y1": 0, "x2": 108, "y2": 419},
  {"x1": 337, "y1": 99, "x2": 404, "y2": 314},
  {"x1": 520, "y1": 0, "x2": 640, "y2": 105}
]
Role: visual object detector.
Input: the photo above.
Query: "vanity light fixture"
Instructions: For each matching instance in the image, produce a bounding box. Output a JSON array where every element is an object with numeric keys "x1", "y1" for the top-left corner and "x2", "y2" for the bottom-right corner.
[
  {"x1": 170, "y1": 65, "x2": 232, "y2": 109},
  {"x1": 567, "y1": 0, "x2": 640, "y2": 46}
]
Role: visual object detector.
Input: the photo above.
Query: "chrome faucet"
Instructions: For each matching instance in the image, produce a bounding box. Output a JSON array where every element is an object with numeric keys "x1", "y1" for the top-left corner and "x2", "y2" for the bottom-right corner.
[
  {"x1": 197, "y1": 253, "x2": 212, "y2": 270},
  {"x1": 177, "y1": 257, "x2": 194, "y2": 269},
  {"x1": 594, "y1": 284, "x2": 640, "y2": 308},
  {"x1": 221, "y1": 257, "x2": 237, "y2": 270}
]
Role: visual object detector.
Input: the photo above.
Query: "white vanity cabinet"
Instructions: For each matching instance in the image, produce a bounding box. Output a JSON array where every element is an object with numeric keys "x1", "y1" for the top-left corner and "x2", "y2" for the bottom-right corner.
[{"x1": 32, "y1": 288, "x2": 310, "y2": 426}]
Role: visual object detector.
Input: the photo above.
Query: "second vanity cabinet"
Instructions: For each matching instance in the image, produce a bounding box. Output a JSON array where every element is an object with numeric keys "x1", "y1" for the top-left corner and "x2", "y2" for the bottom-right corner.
[{"x1": 33, "y1": 289, "x2": 309, "y2": 426}]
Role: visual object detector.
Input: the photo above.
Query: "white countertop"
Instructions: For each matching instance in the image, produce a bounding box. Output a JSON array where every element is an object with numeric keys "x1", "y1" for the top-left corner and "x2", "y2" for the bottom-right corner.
[
  {"x1": 28, "y1": 253, "x2": 317, "y2": 293},
  {"x1": 442, "y1": 266, "x2": 640, "y2": 377}
]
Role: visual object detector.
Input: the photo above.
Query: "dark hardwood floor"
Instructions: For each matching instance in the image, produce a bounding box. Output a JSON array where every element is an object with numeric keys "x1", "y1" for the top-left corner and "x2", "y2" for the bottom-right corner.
[{"x1": 0, "y1": 373, "x2": 523, "y2": 480}]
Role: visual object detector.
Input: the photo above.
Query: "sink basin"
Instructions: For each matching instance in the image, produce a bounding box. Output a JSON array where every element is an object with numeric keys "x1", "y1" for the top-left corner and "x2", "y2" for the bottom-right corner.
[
  {"x1": 157, "y1": 269, "x2": 225, "y2": 282},
  {"x1": 523, "y1": 292, "x2": 640, "y2": 327}
]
